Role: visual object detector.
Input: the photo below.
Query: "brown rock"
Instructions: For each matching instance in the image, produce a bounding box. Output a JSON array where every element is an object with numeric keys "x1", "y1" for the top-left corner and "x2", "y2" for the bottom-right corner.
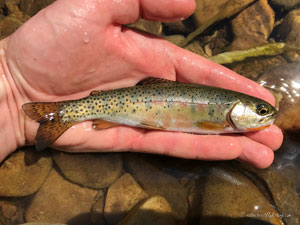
[
  {"x1": 0, "y1": 16, "x2": 24, "y2": 39},
  {"x1": 193, "y1": 0, "x2": 229, "y2": 27},
  {"x1": 0, "y1": 201, "x2": 17, "y2": 219},
  {"x1": 119, "y1": 195, "x2": 176, "y2": 225},
  {"x1": 0, "y1": 148, "x2": 52, "y2": 197},
  {"x1": 125, "y1": 154, "x2": 188, "y2": 220},
  {"x1": 278, "y1": 9, "x2": 300, "y2": 62},
  {"x1": 104, "y1": 173, "x2": 148, "y2": 225},
  {"x1": 25, "y1": 169, "x2": 97, "y2": 225},
  {"x1": 20, "y1": 0, "x2": 55, "y2": 17},
  {"x1": 52, "y1": 151, "x2": 122, "y2": 189},
  {"x1": 165, "y1": 35, "x2": 185, "y2": 47},
  {"x1": 270, "y1": 0, "x2": 300, "y2": 9},
  {"x1": 230, "y1": 0, "x2": 274, "y2": 50},
  {"x1": 199, "y1": 166, "x2": 284, "y2": 225},
  {"x1": 257, "y1": 63, "x2": 300, "y2": 132}
]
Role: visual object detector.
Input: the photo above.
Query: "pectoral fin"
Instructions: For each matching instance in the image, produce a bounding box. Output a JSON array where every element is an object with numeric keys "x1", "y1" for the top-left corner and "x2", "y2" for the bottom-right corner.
[
  {"x1": 92, "y1": 120, "x2": 118, "y2": 130},
  {"x1": 90, "y1": 90, "x2": 101, "y2": 96}
]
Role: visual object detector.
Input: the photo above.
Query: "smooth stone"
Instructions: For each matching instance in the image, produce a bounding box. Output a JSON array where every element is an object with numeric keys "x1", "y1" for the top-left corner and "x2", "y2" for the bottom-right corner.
[
  {"x1": 90, "y1": 190, "x2": 106, "y2": 225},
  {"x1": 25, "y1": 169, "x2": 97, "y2": 225},
  {"x1": 193, "y1": 0, "x2": 229, "y2": 27},
  {"x1": 230, "y1": 0, "x2": 274, "y2": 50},
  {"x1": 104, "y1": 173, "x2": 148, "y2": 225},
  {"x1": 257, "y1": 63, "x2": 300, "y2": 132},
  {"x1": 0, "y1": 201, "x2": 17, "y2": 219},
  {"x1": 270, "y1": 0, "x2": 300, "y2": 9},
  {"x1": 119, "y1": 195, "x2": 176, "y2": 225},
  {"x1": 125, "y1": 154, "x2": 188, "y2": 220},
  {"x1": 229, "y1": 55, "x2": 286, "y2": 79},
  {"x1": 52, "y1": 151, "x2": 123, "y2": 189},
  {"x1": 20, "y1": 0, "x2": 55, "y2": 16},
  {"x1": 127, "y1": 19, "x2": 162, "y2": 36},
  {"x1": 0, "y1": 147, "x2": 52, "y2": 197},
  {"x1": 278, "y1": 9, "x2": 300, "y2": 62},
  {"x1": 199, "y1": 166, "x2": 284, "y2": 225}
]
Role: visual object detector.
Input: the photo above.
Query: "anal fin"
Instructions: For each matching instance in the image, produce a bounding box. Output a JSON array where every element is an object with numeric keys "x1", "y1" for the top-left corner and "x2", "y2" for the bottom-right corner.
[
  {"x1": 197, "y1": 121, "x2": 229, "y2": 131},
  {"x1": 92, "y1": 120, "x2": 118, "y2": 130}
]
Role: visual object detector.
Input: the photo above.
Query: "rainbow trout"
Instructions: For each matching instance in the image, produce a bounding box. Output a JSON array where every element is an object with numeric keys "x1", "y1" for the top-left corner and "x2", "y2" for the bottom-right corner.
[{"x1": 22, "y1": 78, "x2": 277, "y2": 151}]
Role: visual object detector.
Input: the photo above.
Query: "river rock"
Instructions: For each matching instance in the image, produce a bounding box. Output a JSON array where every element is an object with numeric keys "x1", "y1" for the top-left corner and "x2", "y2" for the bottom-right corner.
[
  {"x1": 270, "y1": 0, "x2": 300, "y2": 9},
  {"x1": 127, "y1": 19, "x2": 162, "y2": 36},
  {"x1": 119, "y1": 195, "x2": 176, "y2": 225},
  {"x1": 125, "y1": 154, "x2": 188, "y2": 220},
  {"x1": 230, "y1": 0, "x2": 274, "y2": 50},
  {"x1": 104, "y1": 173, "x2": 148, "y2": 225},
  {"x1": 0, "y1": 201, "x2": 17, "y2": 219},
  {"x1": 0, "y1": 147, "x2": 52, "y2": 197},
  {"x1": 0, "y1": 15, "x2": 24, "y2": 39},
  {"x1": 52, "y1": 151, "x2": 122, "y2": 189},
  {"x1": 278, "y1": 9, "x2": 300, "y2": 62},
  {"x1": 199, "y1": 166, "x2": 284, "y2": 225},
  {"x1": 20, "y1": 0, "x2": 55, "y2": 17},
  {"x1": 25, "y1": 169, "x2": 97, "y2": 225},
  {"x1": 258, "y1": 63, "x2": 300, "y2": 132}
]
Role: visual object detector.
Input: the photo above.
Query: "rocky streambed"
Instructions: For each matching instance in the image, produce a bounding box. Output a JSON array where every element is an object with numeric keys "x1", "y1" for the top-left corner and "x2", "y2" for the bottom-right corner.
[{"x1": 0, "y1": 0, "x2": 300, "y2": 225}]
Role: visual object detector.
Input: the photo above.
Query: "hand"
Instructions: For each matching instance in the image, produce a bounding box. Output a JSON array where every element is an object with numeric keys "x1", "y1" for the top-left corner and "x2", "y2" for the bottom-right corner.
[{"x1": 0, "y1": 0, "x2": 283, "y2": 168}]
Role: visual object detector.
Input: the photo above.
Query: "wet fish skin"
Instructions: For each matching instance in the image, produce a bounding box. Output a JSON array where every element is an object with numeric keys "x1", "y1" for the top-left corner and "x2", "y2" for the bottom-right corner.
[{"x1": 22, "y1": 78, "x2": 277, "y2": 151}]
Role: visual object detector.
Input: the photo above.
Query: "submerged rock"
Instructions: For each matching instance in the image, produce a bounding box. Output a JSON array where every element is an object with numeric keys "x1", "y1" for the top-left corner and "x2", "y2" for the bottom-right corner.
[
  {"x1": 52, "y1": 151, "x2": 123, "y2": 189},
  {"x1": 25, "y1": 169, "x2": 97, "y2": 225},
  {"x1": 90, "y1": 190, "x2": 106, "y2": 225},
  {"x1": 199, "y1": 166, "x2": 284, "y2": 225},
  {"x1": 104, "y1": 173, "x2": 148, "y2": 225},
  {"x1": 125, "y1": 154, "x2": 188, "y2": 220},
  {"x1": 119, "y1": 195, "x2": 176, "y2": 225},
  {"x1": 0, "y1": 147, "x2": 52, "y2": 197},
  {"x1": 230, "y1": 0, "x2": 274, "y2": 50},
  {"x1": 278, "y1": 9, "x2": 300, "y2": 62},
  {"x1": 0, "y1": 201, "x2": 17, "y2": 219},
  {"x1": 258, "y1": 63, "x2": 300, "y2": 132}
]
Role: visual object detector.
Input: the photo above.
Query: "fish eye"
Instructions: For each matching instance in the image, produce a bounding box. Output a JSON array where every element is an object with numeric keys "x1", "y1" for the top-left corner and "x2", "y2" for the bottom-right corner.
[{"x1": 256, "y1": 104, "x2": 269, "y2": 116}]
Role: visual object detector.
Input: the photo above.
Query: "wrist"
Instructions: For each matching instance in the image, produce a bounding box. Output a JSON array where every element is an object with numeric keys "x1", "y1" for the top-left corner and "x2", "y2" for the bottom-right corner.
[{"x1": 0, "y1": 38, "x2": 26, "y2": 161}]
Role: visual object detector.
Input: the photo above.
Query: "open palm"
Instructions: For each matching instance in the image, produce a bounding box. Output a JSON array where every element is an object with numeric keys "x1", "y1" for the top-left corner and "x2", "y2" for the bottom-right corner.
[{"x1": 2, "y1": 0, "x2": 282, "y2": 168}]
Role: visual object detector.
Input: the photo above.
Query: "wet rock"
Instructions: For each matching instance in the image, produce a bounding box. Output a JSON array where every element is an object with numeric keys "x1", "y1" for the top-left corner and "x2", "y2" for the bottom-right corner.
[
  {"x1": 125, "y1": 154, "x2": 188, "y2": 220},
  {"x1": 91, "y1": 190, "x2": 106, "y2": 225},
  {"x1": 20, "y1": 0, "x2": 55, "y2": 17},
  {"x1": 25, "y1": 169, "x2": 97, "y2": 225},
  {"x1": 270, "y1": 0, "x2": 300, "y2": 9},
  {"x1": 278, "y1": 9, "x2": 300, "y2": 62},
  {"x1": 127, "y1": 19, "x2": 162, "y2": 36},
  {"x1": 258, "y1": 63, "x2": 300, "y2": 132},
  {"x1": 229, "y1": 55, "x2": 286, "y2": 79},
  {"x1": 104, "y1": 173, "x2": 148, "y2": 225},
  {"x1": 185, "y1": 40, "x2": 207, "y2": 56},
  {"x1": 230, "y1": 0, "x2": 274, "y2": 50},
  {"x1": 163, "y1": 20, "x2": 194, "y2": 35},
  {"x1": 0, "y1": 148, "x2": 52, "y2": 197},
  {"x1": 0, "y1": 15, "x2": 25, "y2": 39},
  {"x1": 0, "y1": 201, "x2": 17, "y2": 219},
  {"x1": 193, "y1": 0, "x2": 229, "y2": 27},
  {"x1": 165, "y1": 35, "x2": 185, "y2": 46},
  {"x1": 52, "y1": 151, "x2": 122, "y2": 189},
  {"x1": 199, "y1": 166, "x2": 284, "y2": 225},
  {"x1": 119, "y1": 195, "x2": 176, "y2": 225}
]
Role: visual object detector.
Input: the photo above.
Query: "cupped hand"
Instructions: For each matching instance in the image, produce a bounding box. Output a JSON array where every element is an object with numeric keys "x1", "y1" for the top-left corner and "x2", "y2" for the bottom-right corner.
[{"x1": 1, "y1": 0, "x2": 283, "y2": 168}]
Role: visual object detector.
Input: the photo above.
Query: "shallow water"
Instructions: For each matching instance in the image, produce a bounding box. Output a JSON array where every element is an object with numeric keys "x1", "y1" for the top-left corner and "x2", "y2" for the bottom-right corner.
[{"x1": 0, "y1": 1, "x2": 300, "y2": 225}]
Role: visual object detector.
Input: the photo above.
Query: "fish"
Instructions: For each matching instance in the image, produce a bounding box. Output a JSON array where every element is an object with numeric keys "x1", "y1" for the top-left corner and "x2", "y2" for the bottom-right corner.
[{"x1": 22, "y1": 77, "x2": 277, "y2": 151}]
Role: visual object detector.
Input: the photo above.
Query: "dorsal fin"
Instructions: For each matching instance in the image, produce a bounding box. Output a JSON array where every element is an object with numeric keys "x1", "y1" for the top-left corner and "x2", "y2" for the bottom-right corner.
[{"x1": 136, "y1": 77, "x2": 176, "y2": 86}]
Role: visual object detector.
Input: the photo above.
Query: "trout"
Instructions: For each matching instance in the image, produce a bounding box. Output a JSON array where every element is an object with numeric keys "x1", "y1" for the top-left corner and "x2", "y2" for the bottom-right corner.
[{"x1": 22, "y1": 78, "x2": 277, "y2": 151}]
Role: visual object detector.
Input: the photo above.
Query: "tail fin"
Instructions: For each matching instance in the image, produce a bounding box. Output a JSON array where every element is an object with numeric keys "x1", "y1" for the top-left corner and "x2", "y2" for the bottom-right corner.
[{"x1": 22, "y1": 102, "x2": 75, "y2": 151}]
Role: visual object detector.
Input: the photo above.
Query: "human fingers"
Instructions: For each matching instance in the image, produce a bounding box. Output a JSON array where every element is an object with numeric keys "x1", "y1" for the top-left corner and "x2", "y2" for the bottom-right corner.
[
  {"x1": 244, "y1": 125, "x2": 283, "y2": 151},
  {"x1": 50, "y1": 122, "x2": 274, "y2": 168}
]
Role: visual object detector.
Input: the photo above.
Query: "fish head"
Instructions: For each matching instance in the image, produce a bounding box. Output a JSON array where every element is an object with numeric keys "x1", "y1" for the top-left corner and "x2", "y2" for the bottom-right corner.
[{"x1": 228, "y1": 99, "x2": 277, "y2": 131}]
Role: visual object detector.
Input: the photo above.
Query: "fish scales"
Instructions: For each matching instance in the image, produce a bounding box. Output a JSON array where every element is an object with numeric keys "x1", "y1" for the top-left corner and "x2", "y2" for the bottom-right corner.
[{"x1": 22, "y1": 78, "x2": 277, "y2": 151}]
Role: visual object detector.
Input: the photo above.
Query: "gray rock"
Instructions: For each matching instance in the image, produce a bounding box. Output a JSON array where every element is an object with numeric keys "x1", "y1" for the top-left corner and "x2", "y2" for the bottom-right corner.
[
  {"x1": 104, "y1": 173, "x2": 148, "y2": 225},
  {"x1": 25, "y1": 169, "x2": 97, "y2": 225},
  {"x1": 52, "y1": 151, "x2": 123, "y2": 189},
  {"x1": 0, "y1": 147, "x2": 52, "y2": 197}
]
